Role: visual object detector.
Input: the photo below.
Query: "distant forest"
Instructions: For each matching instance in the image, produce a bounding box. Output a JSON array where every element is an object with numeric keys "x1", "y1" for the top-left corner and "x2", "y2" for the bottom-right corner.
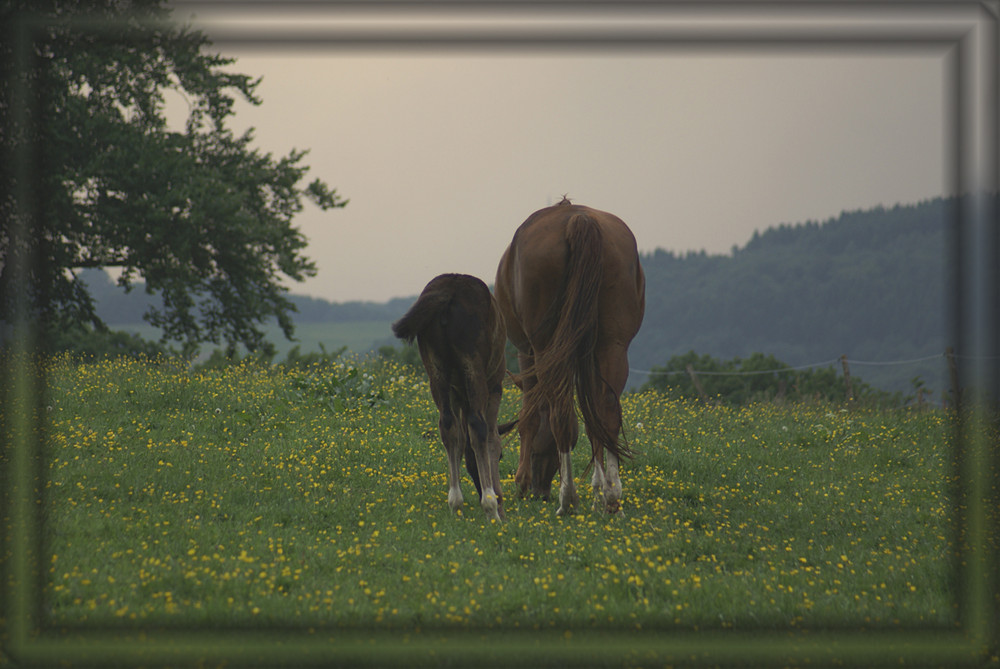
[
  {"x1": 83, "y1": 270, "x2": 415, "y2": 326},
  {"x1": 630, "y1": 196, "x2": 952, "y2": 394},
  {"x1": 81, "y1": 195, "x2": 958, "y2": 395}
]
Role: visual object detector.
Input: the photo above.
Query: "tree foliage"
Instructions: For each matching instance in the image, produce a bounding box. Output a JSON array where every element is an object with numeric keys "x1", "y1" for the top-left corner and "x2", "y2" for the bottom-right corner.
[{"x1": 1, "y1": 0, "x2": 346, "y2": 355}]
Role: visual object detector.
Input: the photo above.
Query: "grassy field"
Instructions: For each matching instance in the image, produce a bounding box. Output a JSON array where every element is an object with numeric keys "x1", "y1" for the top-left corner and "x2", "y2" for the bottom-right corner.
[{"x1": 12, "y1": 353, "x2": 980, "y2": 664}]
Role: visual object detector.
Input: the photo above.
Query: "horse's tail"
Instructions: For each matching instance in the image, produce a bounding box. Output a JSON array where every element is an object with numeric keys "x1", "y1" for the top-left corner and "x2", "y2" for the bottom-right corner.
[
  {"x1": 565, "y1": 217, "x2": 632, "y2": 465},
  {"x1": 523, "y1": 214, "x2": 631, "y2": 464},
  {"x1": 391, "y1": 287, "x2": 452, "y2": 344}
]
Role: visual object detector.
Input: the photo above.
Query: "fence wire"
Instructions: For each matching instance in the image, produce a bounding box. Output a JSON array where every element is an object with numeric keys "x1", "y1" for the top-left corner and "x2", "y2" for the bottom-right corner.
[{"x1": 631, "y1": 353, "x2": 949, "y2": 378}]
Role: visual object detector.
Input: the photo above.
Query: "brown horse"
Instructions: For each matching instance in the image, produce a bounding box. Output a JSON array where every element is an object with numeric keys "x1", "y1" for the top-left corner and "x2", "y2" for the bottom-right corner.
[
  {"x1": 495, "y1": 198, "x2": 645, "y2": 515},
  {"x1": 392, "y1": 273, "x2": 509, "y2": 521}
]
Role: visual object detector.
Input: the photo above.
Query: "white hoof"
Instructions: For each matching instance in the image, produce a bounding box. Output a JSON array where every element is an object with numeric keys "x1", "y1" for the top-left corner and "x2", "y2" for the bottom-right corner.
[
  {"x1": 482, "y1": 489, "x2": 501, "y2": 522},
  {"x1": 556, "y1": 451, "x2": 577, "y2": 515},
  {"x1": 556, "y1": 485, "x2": 578, "y2": 516},
  {"x1": 448, "y1": 486, "x2": 463, "y2": 512}
]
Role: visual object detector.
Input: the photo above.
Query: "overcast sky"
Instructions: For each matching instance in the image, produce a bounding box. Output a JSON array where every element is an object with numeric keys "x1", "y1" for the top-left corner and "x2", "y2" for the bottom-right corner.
[{"x1": 176, "y1": 8, "x2": 951, "y2": 303}]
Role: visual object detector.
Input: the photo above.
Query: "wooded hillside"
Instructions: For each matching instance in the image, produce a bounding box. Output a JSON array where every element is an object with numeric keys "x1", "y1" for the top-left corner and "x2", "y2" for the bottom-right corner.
[{"x1": 629, "y1": 196, "x2": 951, "y2": 393}]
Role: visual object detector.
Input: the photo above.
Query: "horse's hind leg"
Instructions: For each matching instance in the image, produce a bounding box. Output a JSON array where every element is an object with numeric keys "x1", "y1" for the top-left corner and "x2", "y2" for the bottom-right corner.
[
  {"x1": 591, "y1": 344, "x2": 629, "y2": 514},
  {"x1": 513, "y1": 351, "x2": 536, "y2": 498},
  {"x1": 556, "y1": 449, "x2": 578, "y2": 516},
  {"x1": 590, "y1": 449, "x2": 622, "y2": 512},
  {"x1": 591, "y1": 454, "x2": 606, "y2": 509},
  {"x1": 553, "y1": 406, "x2": 579, "y2": 516},
  {"x1": 601, "y1": 451, "x2": 622, "y2": 513}
]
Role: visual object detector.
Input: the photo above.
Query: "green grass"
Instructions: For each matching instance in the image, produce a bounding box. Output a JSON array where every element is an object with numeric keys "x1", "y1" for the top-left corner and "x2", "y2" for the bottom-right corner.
[
  {"x1": 15, "y1": 351, "x2": 986, "y2": 667},
  {"x1": 33, "y1": 353, "x2": 961, "y2": 637}
]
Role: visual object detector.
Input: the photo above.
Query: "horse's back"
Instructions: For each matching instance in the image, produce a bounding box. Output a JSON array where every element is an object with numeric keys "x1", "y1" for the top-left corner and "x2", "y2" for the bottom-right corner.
[
  {"x1": 497, "y1": 203, "x2": 644, "y2": 347},
  {"x1": 506, "y1": 204, "x2": 639, "y2": 282}
]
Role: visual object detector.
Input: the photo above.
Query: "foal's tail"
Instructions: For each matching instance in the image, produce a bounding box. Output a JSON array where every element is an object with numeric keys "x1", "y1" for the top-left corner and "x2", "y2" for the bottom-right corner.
[
  {"x1": 523, "y1": 213, "x2": 631, "y2": 464},
  {"x1": 391, "y1": 287, "x2": 452, "y2": 344}
]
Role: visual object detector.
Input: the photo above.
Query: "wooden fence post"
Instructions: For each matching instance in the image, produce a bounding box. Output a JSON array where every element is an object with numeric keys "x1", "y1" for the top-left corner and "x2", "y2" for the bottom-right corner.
[
  {"x1": 686, "y1": 364, "x2": 710, "y2": 404},
  {"x1": 946, "y1": 346, "x2": 960, "y2": 409},
  {"x1": 840, "y1": 354, "x2": 854, "y2": 403}
]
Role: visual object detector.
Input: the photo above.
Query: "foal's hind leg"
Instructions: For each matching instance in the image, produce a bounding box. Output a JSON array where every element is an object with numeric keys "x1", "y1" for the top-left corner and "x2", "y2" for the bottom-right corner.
[
  {"x1": 484, "y1": 380, "x2": 505, "y2": 520},
  {"x1": 463, "y1": 435, "x2": 483, "y2": 499},
  {"x1": 466, "y1": 377, "x2": 503, "y2": 522},
  {"x1": 440, "y1": 409, "x2": 466, "y2": 512}
]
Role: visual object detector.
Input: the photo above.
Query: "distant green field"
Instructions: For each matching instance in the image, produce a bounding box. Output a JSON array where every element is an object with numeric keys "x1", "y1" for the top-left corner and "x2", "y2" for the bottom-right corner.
[{"x1": 112, "y1": 321, "x2": 395, "y2": 359}]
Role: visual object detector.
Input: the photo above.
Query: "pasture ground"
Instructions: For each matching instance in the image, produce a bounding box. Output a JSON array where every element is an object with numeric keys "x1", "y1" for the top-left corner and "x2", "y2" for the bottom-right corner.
[{"x1": 6, "y1": 353, "x2": 987, "y2": 666}]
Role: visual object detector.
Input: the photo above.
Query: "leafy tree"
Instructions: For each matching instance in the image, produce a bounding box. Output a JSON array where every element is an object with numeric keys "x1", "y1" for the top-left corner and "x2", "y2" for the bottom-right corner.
[{"x1": 1, "y1": 0, "x2": 346, "y2": 356}]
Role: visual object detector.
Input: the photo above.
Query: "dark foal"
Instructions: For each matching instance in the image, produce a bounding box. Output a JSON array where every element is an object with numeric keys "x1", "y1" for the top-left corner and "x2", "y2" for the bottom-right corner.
[{"x1": 392, "y1": 274, "x2": 509, "y2": 521}]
